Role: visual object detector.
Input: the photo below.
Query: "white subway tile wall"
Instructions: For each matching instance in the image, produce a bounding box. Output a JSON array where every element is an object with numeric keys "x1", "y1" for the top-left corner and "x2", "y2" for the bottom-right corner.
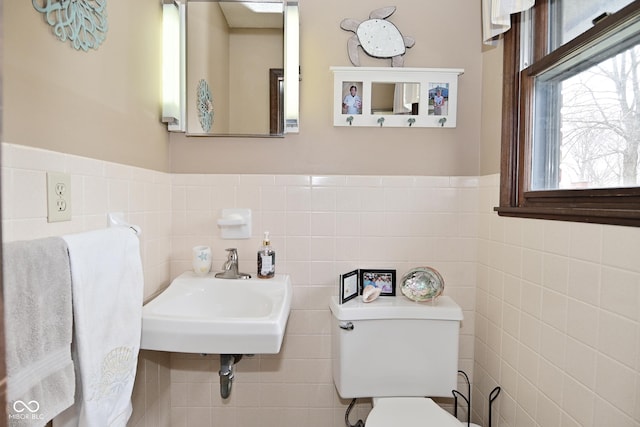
[
  {"x1": 475, "y1": 174, "x2": 640, "y2": 427},
  {"x1": 166, "y1": 171, "x2": 477, "y2": 427},
  {"x1": 1, "y1": 143, "x2": 172, "y2": 299},
  {"x1": 2, "y1": 144, "x2": 639, "y2": 427},
  {"x1": 1, "y1": 143, "x2": 173, "y2": 427}
]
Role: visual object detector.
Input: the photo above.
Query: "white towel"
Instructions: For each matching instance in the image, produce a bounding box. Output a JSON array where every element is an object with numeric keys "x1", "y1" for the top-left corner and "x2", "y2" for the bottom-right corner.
[
  {"x1": 4, "y1": 237, "x2": 75, "y2": 426},
  {"x1": 55, "y1": 228, "x2": 144, "y2": 427}
]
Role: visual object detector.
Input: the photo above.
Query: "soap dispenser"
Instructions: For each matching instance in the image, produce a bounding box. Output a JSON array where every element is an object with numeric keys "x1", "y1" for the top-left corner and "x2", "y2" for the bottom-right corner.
[{"x1": 257, "y1": 231, "x2": 275, "y2": 279}]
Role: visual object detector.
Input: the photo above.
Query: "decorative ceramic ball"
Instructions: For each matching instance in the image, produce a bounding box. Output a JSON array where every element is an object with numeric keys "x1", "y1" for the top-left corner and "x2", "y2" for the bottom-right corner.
[{"x1": 400, "y1": 267, "x2": 445, "y2": 302}]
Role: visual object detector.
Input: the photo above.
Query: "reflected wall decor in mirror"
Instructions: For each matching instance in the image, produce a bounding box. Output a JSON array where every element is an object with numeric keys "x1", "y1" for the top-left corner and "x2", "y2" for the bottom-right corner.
[{"x1": 186, "y1": 0, "x2": 298, "y2": 137}]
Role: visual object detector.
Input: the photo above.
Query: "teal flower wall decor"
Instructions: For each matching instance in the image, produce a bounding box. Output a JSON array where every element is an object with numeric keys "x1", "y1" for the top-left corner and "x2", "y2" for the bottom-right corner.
[
  {"x1": 197, "y1": 79, "x2": 214, "y2": 133},
  {"x1": 32, "y1": 0, "x2": 108, "y2": 51}
]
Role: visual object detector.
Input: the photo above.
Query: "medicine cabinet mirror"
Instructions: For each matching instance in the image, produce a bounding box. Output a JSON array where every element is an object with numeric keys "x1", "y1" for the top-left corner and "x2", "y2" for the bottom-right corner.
[
  {"x1": 332, "y1": 67, "x2": 463, "y2": 128},
  {"x1": 186, "y1": 0, "x2": 298, "y2": 137}
]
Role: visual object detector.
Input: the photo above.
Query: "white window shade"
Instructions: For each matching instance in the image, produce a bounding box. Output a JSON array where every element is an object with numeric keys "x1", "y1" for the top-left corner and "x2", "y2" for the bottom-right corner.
[{"x1": 482, "y1": 0, "x2": 535, "y2": 44}]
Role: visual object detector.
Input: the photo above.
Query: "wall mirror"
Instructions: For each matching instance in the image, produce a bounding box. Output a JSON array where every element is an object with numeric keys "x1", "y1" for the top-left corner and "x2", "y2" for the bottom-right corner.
[
  {"x1": 371, "y1": 82, "x2": 420, "y2": 115},
  {"x1": 186, "y1": 0, "x2": 298, "y2": 137}
]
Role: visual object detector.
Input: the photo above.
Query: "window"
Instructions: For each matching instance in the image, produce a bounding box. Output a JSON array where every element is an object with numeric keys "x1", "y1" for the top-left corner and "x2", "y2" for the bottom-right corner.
[{"x1": 497, "y1": 0, "x2": 640, "y2": 226}]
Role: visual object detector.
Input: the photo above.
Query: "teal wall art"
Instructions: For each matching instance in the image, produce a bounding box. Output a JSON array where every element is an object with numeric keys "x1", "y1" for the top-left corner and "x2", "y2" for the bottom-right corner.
[{"x1": 32, "y1": 0, "x2": 108, "y2": 51}]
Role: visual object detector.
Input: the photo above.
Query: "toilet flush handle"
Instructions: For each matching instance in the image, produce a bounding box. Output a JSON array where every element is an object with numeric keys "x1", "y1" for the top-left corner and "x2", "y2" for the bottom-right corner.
[{"x1": 339, "y1": 321, "x2": 354, "y2": 331}]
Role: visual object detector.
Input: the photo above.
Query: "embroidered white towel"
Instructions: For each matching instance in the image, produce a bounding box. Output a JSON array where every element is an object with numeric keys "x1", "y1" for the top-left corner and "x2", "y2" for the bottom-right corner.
[
  {"x1": 56, "y1": 227, "x2": 144, "y2": 427},
  {"x1": 4, "y1": 237, "x2": 75, "y2": 426}
]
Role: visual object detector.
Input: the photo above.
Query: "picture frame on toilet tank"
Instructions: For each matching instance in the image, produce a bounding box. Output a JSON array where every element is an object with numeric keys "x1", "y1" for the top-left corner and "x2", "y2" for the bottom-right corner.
[
  {"x1": 359, "y1": 269, "x2": 396, "y2": 296},
  {"x1": 339, "y1": 269, "x2": 359, "y2": 304}
]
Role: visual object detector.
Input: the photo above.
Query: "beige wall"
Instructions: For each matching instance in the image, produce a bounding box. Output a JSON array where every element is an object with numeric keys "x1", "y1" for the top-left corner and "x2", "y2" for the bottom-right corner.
[
  {"x1": 227, "y1": 28, "x2": 282, "y2": 134},
  {"x1": 480, "y1": 43, "x2": 503, "y2": 175},
  {"x1": 3, "y1": 0, "x2": 170, "y2": 172},
  {"x1": 170, "y1": 0, "x2": 484, "y2": 176},
  {"x1": 5, "y1": 0, "x2": 485, "y2": 176}
]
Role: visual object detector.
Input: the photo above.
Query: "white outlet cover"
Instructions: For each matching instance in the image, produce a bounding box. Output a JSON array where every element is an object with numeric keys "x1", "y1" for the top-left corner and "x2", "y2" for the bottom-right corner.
[{"x1": 47, "y1": 171, "x2": 72, "y2": 222}]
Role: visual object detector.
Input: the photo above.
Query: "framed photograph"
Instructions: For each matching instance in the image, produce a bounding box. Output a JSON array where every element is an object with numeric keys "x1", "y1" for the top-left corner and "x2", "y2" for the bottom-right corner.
[
  {"x1": 341, "y1": 81, "x2": 363, "y2": 115},
  {"x1": 339, "y1": 269, "x2": 359, "y2": 304},
  {"x1": 359, "y1": 269, "x2": 396, "y2": 296},
  {"x1": 428, "y1": 82, "x2": 450, "y2": 116}
]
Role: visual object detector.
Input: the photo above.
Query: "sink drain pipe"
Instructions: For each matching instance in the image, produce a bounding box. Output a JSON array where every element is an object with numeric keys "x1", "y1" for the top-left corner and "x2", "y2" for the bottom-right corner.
[{"x1": 219, "y1": 354, "x2": 243, "y2": 398}]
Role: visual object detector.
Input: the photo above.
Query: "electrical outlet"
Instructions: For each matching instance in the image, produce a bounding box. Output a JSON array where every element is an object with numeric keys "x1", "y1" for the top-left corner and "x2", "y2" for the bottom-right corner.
[{"x1": 47, "y1": 172, "x2": 71, "y2": 222}]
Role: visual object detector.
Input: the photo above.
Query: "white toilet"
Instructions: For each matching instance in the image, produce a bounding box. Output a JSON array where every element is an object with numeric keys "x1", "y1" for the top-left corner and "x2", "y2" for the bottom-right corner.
[{"x1": 330, "y1": 294, "x2": 464, "y2": 426}]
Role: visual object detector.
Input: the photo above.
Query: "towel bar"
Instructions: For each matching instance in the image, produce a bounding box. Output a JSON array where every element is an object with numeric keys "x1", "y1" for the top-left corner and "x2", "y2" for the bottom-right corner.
[{"x1": 107, "y1": 212, "x2": 142, "y2": 236}]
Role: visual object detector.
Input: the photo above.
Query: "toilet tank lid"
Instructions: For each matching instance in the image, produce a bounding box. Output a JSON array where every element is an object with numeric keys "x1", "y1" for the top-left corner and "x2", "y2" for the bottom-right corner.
[{"x1": 329, "y1": 295, "x2": 463, "y2": 321}]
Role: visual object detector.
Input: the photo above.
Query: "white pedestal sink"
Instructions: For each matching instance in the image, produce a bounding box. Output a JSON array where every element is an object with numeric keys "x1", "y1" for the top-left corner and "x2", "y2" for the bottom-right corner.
[{"x1": 141, "y1": 271, "x2": 292, "y2": 354}]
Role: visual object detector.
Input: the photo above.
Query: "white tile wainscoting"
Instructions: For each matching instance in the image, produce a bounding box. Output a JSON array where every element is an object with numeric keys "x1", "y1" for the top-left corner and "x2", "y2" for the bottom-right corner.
[{"x1": 2, "y1": 143, "x2": 638, "y2": 427}]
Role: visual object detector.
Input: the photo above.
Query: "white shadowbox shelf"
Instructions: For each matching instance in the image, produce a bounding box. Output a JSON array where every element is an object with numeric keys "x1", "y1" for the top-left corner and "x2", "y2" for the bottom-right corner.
[{"x1": 331, "y1": 66, "x2": 464, "y2": 128}]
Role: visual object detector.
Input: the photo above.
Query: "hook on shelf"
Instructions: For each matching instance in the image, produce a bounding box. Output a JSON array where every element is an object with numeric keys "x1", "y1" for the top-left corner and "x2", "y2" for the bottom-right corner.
[
  {"x1": 377, "y1": 117, "x2": 385, "y2": 127},
  {"x1": 438, "y1": 117, "x2": 447, "y2": 127},
  {"x1": 408, "y1": 118, "x2": 416, "y2": 127},
  {"x1": 346, "y1": 116, "x2": 354, "y2": 125}
]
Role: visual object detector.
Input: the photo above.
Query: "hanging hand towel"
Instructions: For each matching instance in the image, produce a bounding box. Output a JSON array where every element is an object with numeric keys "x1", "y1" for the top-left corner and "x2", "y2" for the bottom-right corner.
[
  {"x1": 56, "y1": 227, "x2": 144, "y2": 427},
  {"x1": 4, "y1": 237, "x2": 75, "y2": 426}
]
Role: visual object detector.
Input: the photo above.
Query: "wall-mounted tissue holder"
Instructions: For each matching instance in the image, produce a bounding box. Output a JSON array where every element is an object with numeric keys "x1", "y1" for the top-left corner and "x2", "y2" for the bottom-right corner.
[{"x1": 217, "y1": 209, "x2": 251, "y2": 239}]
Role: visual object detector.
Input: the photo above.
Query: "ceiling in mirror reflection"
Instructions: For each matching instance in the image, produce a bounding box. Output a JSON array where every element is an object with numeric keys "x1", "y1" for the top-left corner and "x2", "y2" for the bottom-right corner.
[{"x1": 218, "y1": 2, "x2": 283, "y2": 28}]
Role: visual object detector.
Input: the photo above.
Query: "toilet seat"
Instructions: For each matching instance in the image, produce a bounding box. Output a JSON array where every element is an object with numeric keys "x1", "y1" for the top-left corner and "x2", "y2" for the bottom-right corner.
[{"x1": 366, "y1": 397, "x2": 462, "y2": 426}]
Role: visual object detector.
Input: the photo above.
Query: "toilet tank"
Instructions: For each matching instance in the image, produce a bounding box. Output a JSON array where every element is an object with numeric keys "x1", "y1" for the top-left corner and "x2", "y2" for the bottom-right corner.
[{"x1": 330, "y1": 295, "x2": 463, "y2": 399}]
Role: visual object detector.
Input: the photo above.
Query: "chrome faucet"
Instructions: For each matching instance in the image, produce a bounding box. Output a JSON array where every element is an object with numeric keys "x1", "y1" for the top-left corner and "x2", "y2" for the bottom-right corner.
[{"x1": 215, "y1": 248, "x2": 251, "y2": 279}]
